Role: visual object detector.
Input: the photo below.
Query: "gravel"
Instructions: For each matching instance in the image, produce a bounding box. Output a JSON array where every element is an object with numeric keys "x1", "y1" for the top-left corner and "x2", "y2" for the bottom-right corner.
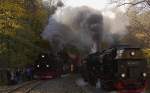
[
  {"x1": 30, "y1": 74, "x2": 117, "y2": 93},
  {"x1": 30, "y1": 74, "x2": 85, "y2": 93}
]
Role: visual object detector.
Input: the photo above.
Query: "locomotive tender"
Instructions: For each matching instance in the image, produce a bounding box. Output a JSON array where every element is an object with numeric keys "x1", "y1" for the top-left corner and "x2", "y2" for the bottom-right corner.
[{"x1": 82, "y1": 45, "x2": 148, "y2": 92}]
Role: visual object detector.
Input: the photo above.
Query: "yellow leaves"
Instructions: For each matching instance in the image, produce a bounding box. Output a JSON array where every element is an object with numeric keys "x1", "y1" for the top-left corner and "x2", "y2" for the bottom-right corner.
[
  {"x1": 0, "y1": 19, "x2": 5, "y2": 29},
  {"x1": 0, "y1": 0, "x2": 50, "y2": 67},
  {"x1": 36, "y1": 8, "x2": 48, "y2": 19},
  {"x1": 136, "y1": 12, "x2": 150, "y2": 31},
  {"x1": 143, "y1": 48, "x2": 150, "y2": 58},
  {"x1": 126, "y1": 10, "x2": 150, "y2": 47},
  {"x1": 0, "y1": 1, "x2": 28, "y2": 37},
  {"x1": 135, "y1": 32, "x2": 145, "y2": 39},
  {"x1": 0, "y1": 43, "x2": 7, "y2": 54},
  {"x1": 0, "y1": 1, "x2": 26, "y2": 17},
  {"x1": 30, "y1": 7, "x2": 49, "y2": 28}
]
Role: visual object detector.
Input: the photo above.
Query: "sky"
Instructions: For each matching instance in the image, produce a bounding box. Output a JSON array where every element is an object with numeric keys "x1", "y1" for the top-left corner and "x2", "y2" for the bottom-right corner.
[
  {"x1": 42, "y1": 0, "x2": 110, "y2": 10},
  {"x1": 65, "y1": 0, "x2": 109, "y2": 10},
  {"x1": 65, "y1": 0, "x2": 127, "y2": 18},
  {"x1": 42, "y1": 0, "x2": 126, "y2": 19}
]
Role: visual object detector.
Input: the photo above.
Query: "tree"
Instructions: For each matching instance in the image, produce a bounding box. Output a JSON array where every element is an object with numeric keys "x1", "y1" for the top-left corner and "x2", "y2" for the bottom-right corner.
[
  {"x1": 110, "y1": 0, "x2": 150, "y2": 7},
  {"x1": 0, "y1": 0, "x2": 55, "y2": 68},
  {"x1": 110, "y1": 0, "x2": 150, "y2": 47},
  {"x1": 128, "y1": 11, "x2": 150, "y2": 47},
  {"x1": 0, "y1": 0, "x2": 65, "y2": 68},
  {"x1": 110, "y1": 0, "x2": 150, "y2": 12}
]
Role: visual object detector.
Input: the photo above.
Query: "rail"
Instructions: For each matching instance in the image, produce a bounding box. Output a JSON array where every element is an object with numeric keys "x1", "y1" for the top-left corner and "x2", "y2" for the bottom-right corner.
[{"x1": 5, "y1": 80, "x2": 42, "y2": 93}]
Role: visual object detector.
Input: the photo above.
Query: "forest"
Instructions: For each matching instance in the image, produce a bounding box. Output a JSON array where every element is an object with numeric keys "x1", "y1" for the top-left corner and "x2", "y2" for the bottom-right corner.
[{"x1": 0, "y1": 0, "x2": 63, "y2": 68}]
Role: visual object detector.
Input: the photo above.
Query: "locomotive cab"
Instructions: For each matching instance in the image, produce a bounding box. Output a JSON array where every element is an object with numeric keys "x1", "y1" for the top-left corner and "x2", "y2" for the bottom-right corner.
[{"x1": 101, "y1": 47, "x2": 148, "y2": 91}]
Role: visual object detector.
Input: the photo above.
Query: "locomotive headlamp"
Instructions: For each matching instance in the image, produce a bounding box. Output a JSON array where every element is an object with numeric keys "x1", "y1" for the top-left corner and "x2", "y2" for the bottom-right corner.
[
  {"x1": 130, "y1": 51, "x2": 135, "y2": 56},
  {"x1": 37, "y1": 65, "x2": 40, "y2": 68},
  {"x1": 142, "y1": 72, "x2": 147, "y2": 77},
  {"x1": 121, "y1": 73, "x2": 126, "y2": 78},
  {"x1": 46, "y1": 65, "x2": 49, "y2": 68},
  {"x1": 41, "y1": 55, "x2": 45, "y2": 58}
]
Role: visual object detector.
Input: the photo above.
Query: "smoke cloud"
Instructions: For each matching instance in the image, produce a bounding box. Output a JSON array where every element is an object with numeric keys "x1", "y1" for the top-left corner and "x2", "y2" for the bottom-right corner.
[
  {"x1": 42, "y1": 6, "x2": 129, "y2": 53},
  {"x1": 102, "y1": 8, "x2": 129, "y2": 46}
]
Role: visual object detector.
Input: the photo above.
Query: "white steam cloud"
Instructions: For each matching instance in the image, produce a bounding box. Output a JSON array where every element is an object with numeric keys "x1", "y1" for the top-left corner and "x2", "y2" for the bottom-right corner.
[{"x1": 42, "y1": 6, "x2": 129, "y2": 53}]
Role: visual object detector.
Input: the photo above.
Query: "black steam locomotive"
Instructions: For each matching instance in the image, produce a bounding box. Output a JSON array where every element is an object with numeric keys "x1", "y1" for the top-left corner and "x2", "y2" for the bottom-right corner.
[
  {"x1": 81, "y1": 45, "x2": 148, "y2": 92},
  {"x1": 33, "y1": 51, "x2": 74, "y2": 79},
  {"x1": 33, "y1": 53, "x2": 61, "y2": 79}
]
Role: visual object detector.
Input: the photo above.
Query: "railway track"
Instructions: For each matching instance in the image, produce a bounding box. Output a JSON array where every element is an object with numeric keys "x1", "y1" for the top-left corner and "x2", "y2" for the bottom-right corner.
[{"x1": 4, "y1": 81, "x2": 42, "y2": 93}]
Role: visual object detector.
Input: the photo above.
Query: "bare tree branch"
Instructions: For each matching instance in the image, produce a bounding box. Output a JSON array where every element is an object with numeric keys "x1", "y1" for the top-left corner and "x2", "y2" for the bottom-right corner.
[
  {"x1": 117, "y1": 0, "x2": 146, "y2": 7},
  {"x1": 146, "y1": 0, "x2": 150, "y2": 6}
]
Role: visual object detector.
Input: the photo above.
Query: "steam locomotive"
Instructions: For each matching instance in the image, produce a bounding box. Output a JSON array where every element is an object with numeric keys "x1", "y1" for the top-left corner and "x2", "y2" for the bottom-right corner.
[
  {"x1": 81, "y1": 45, "x2": 148, "y2": 92},
  {"x1": 33, "y1": 51, "x2": 75, "y2": 79},
  {"x1": 33, "y1": 53, "x2": 61, "y2": 79}
]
